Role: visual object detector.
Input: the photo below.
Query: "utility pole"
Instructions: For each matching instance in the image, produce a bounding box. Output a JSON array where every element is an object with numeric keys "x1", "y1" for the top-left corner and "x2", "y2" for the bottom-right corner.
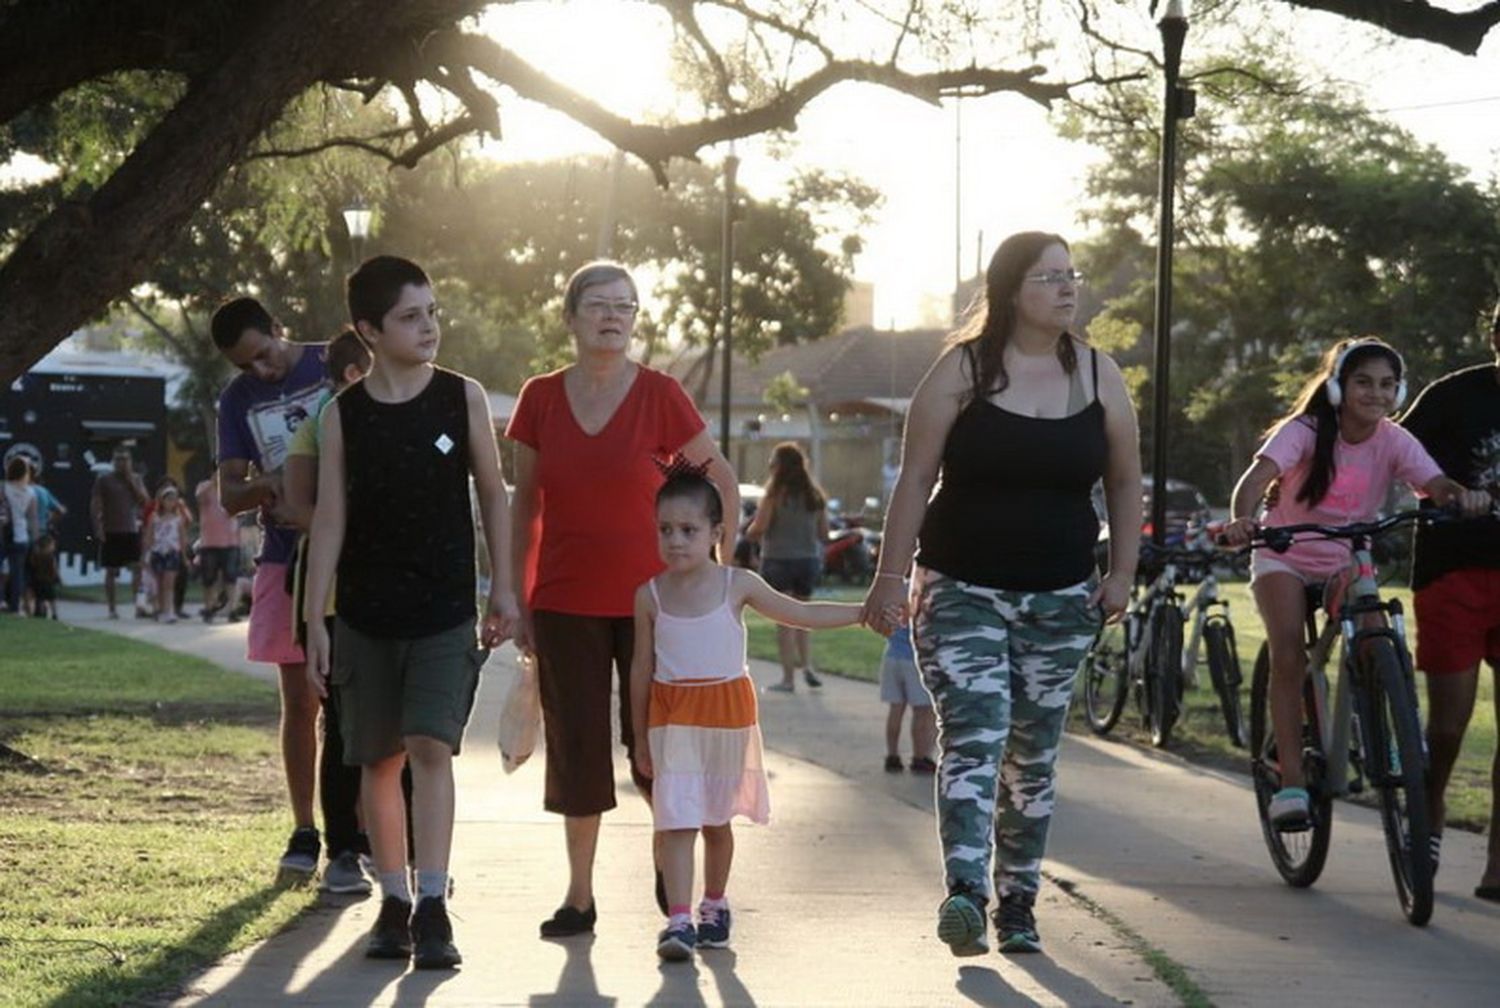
[{"x1": 718, "y1": 153, "x2": 740, "y2": 457}]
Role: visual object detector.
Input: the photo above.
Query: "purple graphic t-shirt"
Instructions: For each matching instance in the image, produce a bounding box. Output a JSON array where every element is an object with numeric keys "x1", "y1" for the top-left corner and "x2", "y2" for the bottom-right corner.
[{"x1": 216, "y1": 343, "x2": 328, "y2": 564}]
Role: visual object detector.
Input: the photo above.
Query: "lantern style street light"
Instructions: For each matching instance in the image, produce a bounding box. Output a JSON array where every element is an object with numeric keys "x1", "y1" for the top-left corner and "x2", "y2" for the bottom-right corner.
[
  {"x1": 342, "y1": 197, "x2": 373, "y2": 264},
  {"x1": 1149, "y1": 0, "x2": 1196, "y2": 546}
]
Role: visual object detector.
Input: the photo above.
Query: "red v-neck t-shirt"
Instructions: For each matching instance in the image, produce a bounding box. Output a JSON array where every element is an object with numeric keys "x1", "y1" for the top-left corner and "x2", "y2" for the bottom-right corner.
[{"x1": 506, "y1": 365, "x2": 706, "y2": 617}]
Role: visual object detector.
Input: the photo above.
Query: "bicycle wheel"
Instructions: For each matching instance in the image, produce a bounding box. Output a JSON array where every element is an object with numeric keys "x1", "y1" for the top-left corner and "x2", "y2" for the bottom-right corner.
[
  {"x1": 1248, "y1": 642, "x2": 1332, "y2": 887},
  {"x1": 1361, "y1": 638, "x2": 1433, "y2": 926},
  {"x1": 1147, "y1": 603, "x2": 1183, "y2": 748},
  {"x1": 1204, "y1": 616, "x2": 1246, "y2": 748},
  {"x1": 1079, "y1": 621, "x2": 1129, "y2": 735}
]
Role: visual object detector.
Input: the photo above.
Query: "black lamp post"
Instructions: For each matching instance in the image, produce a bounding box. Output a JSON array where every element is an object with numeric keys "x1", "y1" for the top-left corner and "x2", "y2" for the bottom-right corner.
[
  {"x1": 342, "y1": 197, "x2": 373, "y2": 265},
  {"x1": 718, "y1": 153, "x2": 740, "y2": 457},
  {"x1": 1149, "y1": 0, "x2": 1195, "y2": 546}
]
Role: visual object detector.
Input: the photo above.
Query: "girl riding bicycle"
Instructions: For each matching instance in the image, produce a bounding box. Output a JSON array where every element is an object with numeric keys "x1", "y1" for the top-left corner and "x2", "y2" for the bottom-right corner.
[{"x1": 1222, "y1": 338, "x2": 1490, "y2": 829}]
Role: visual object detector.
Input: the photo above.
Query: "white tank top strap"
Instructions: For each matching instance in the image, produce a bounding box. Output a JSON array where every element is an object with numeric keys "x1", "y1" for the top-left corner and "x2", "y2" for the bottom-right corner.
[{"x1": 648, "y1": 577, "x2": 661, "y2": 607}]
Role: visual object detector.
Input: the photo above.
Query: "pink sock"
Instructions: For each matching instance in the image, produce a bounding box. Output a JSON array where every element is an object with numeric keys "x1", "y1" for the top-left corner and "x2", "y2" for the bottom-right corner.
[
  {"x1": 668, "y1": 904, "x2": 691, "y2": 917},
  {"x1": 702, "y1": 892, "x2": 726, "y2": 906}
]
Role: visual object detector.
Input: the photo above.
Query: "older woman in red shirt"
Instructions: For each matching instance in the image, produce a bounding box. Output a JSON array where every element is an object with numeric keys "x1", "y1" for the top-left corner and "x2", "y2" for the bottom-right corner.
[{"x1": 507, "y1": 261, "x2": 739, "y2": 937}]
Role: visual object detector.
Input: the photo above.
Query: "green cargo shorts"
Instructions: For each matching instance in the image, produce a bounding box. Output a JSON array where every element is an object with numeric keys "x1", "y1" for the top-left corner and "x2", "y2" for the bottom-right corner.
[{"x1": 332, "y1": 617, "x2": 487, "y2": 765}]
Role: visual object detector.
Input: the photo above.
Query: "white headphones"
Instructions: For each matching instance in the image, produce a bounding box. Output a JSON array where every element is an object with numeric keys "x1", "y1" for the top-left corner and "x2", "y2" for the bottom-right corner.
[{"x1": 1324, "y1": 338, "x2": 1407, "y2": 410}]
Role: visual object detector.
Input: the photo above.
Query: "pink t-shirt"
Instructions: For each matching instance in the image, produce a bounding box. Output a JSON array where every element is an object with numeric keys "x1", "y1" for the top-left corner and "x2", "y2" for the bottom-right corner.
[
  {"x1": 195, "y1": 479, "x2": 238, "y2": 549},
  {"x1": 1256, "y1": 416, "x2": 1442, "y2": 577}
]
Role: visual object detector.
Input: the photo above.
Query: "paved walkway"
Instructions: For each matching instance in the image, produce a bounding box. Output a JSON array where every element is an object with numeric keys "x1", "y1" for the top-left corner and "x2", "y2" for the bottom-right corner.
[{"x1": 56, "y1": 602, "x2": 1500, "y2": 1006}]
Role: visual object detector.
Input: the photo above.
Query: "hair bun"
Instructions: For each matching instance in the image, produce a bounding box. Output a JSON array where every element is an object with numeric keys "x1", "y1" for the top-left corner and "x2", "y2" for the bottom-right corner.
[{"x1": 652, "y1": 453, "x2": 712, "y2": 480}]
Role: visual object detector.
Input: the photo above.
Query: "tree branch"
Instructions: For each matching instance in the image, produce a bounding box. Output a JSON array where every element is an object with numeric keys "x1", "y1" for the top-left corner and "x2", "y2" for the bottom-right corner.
[
  {"x1": 665, "y1": 1, "x2": 737, "y2": 111},
  {"x1": 436, "y1": 30, "x2": 1097, "y2": 183},
  {"x1": 1281, "y1": 0, "x2": 1500, "y2": 55}
]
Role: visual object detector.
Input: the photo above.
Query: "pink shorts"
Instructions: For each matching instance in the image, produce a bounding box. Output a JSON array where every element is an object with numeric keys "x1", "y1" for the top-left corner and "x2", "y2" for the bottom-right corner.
[
  {"x1": 248, "y1": 562, "x2": 305, "y2": 666},
  {"x1": 1414, "y1": 569, "x2": 1500, "y2": 676}
]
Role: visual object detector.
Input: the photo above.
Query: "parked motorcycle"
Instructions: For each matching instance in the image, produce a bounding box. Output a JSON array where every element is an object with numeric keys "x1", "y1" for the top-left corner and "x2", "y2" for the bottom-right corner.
[{"x1": 822, "y1": 497, "x2": 882, "y2": 585}]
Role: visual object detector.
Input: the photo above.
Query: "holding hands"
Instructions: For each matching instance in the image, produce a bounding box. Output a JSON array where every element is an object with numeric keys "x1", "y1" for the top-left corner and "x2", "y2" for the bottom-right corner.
[{"x1": 860, "y1": 574, "x2": 911, "y2": 637}]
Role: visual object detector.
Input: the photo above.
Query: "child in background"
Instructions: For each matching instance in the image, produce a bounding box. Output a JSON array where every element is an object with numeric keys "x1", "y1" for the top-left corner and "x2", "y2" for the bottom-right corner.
[
  {"x1": 630, "y1": 459, "x2": 863, "y2": 962},
  {"x1": 27, "y1": 533, "x2": 60, "y2": 619},
  {"x1": 880, "y1": 602, "x2": 936, "y2": 774},
  {"x1": 142, "y1": 483, "x2": 191, "y2": 623}
]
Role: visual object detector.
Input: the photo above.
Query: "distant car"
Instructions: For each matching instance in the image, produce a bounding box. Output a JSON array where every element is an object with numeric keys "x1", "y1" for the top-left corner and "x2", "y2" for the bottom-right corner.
[{"x1": 1094, "y1": 476, "x2": 1213, "y2": 558}]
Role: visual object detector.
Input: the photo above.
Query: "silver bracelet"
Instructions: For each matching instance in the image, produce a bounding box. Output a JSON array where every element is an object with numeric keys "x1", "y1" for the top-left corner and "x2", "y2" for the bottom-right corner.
[{"x1": 875, "y1": 571, "x2": 904, "y2": 581}]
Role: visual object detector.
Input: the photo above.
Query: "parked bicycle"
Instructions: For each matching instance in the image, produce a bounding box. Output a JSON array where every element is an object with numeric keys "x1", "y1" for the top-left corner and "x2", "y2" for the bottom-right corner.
[
  {"x1": 1236, "y1": 509, "x2": 1450, "y2": 926},
  {"x1": 1079, "y1": 542, "x2": 1241, "y2": 748}
]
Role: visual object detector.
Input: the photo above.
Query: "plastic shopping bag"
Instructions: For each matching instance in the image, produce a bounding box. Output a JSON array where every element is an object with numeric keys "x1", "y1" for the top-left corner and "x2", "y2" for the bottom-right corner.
[{"x1": 498, "y1": 653, "x2": 542, "y2": 773}]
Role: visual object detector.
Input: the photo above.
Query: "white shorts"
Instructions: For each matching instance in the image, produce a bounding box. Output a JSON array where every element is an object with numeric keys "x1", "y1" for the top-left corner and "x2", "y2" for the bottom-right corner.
[
  {"x1": 879, "y1": 655, "x2": 930, "y2": 706},
  {"x1": 1250, "y1": 551, "x2": 1318, "y2": 586}
]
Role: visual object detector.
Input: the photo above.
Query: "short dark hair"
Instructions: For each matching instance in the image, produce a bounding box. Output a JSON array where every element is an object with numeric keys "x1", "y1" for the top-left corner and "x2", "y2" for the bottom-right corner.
[
  {"x1": 347, "y1": 256, "x2": 430, "y2": 332},
  {"x1": 5, "y1": 456, "x2": 29, "y2": 480},
  {"x1": 327, "y1": 329, "x2": 372, "y2": 382},
  {"x1": 563, "y1": 261, "x2": 638, "y2": 316},
  {"x1": 210, "y1": 297, "x2": 276, "y2": 350}
]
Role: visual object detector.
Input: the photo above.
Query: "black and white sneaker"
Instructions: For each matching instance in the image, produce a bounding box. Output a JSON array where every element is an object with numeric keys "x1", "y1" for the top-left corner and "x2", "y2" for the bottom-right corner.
[
  {"x1": 276, "y1": 826, "x2": 320, "y2": 886},
  {"x1": 412, "y1": 896, "x2": 461, "y2": 969},
  {"x1": 365, "y1": 895, "x2": 413, "y2": 960}
]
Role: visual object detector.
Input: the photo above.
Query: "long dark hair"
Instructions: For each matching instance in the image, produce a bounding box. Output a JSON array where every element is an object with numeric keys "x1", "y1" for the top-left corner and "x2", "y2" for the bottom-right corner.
[
  {"x1": 763, "y1": 442, "x2": 826, "y2": 511},
  {"x1": 951, "y1": 230, "x2": 1077, "y2": 405},
  {"x1": 1267, "y1": 337, "x2": 1406, "y2": 508}
]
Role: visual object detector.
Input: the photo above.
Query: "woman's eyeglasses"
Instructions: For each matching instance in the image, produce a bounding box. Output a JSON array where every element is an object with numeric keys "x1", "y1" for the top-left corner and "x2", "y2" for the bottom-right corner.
[
  {"x1": 1024, "y1": 269, "x2": 1084, "y2": 286},
  {"x1": 578, "y1": 299, "x2": 640, "y2": 318}
]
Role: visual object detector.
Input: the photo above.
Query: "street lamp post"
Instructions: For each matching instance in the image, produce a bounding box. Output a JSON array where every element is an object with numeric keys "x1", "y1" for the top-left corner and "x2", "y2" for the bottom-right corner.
[
  {"x1": 342, "y1": 197, "x2": 373, "y2": 265},
  {"x1": 1149, "y1": 0, "x2": 1195, "y2": 546},
  {"x1": 718, "y1": 153, "x2": 740, "y2": 457}
]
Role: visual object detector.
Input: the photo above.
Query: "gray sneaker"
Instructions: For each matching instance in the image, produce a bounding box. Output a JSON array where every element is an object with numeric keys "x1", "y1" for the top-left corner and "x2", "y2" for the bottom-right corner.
[{"x1": 321, "y1": 850, "x2": 373, "y2": 895}]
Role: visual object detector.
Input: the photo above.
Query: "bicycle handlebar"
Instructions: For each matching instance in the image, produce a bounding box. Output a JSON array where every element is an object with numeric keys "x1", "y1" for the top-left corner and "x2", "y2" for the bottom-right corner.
[{"x1": 1225, "y1": 507, "x2": 1467, "y2": 554}]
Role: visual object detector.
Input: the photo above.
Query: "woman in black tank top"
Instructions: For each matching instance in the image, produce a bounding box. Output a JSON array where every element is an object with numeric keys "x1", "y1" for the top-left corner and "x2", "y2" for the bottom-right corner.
[{"x1": 860, "y1": 231, "x2": 1143, "y2": 956}]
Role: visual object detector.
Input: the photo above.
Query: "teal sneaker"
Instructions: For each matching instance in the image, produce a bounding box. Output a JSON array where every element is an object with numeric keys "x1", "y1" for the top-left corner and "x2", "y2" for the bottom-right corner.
[
  {"x1": 1269, "y1": 787, "x2": 1311, "y2": 831},
  {"x1": 937, "y1": 891, "x2": 988, "y2": 957},
  {"x1": 995, "y1": 892, "x2": 1041, "y2": 954}
]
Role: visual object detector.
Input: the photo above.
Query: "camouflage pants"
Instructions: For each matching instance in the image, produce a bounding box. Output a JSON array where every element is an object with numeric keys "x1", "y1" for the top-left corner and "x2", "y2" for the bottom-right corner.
[{"x1": 913, "y1": 567, "x2": 1099, "y2": 903}]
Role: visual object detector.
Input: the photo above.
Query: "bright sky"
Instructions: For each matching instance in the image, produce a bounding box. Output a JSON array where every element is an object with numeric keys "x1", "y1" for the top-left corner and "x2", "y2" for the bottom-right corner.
[{"x1": 478, "y1": 2, "x2": 1500, "y2": 330}]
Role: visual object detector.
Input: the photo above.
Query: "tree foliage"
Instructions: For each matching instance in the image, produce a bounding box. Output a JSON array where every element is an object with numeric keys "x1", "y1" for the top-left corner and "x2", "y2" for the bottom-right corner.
[
  {"x1": 5, "y1": 0, "x2": 1495, "y2": 379},
  {"x1": 1068, "y1": 52, "x2": 1500, "y2": 499}
]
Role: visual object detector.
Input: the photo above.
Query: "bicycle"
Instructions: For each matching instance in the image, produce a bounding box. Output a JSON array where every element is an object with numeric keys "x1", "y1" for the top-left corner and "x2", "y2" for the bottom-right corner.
[
  {"x1": 1086, "y1": 543, "x2": 1236, "y2": 747},
  {"x1": 1237, "y1": 509, "x2": 1446, "y2": 926},
  {"x1": 1180, "y1": 545, "x2": 1249, "y2": 748}
]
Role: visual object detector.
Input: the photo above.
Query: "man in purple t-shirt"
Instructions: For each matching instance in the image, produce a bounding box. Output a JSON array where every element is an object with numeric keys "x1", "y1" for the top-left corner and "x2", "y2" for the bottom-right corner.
[{"x1": 211, "y1": 297, "x2": 345, "y2": 886}]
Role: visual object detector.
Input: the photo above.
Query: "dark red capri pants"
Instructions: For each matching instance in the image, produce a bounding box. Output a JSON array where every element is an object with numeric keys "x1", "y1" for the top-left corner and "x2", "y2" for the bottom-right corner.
[
  {"x1": 1414, "y1": 568, "x2": 1500, "y2": 676},
  {"x1": 531, "y1": 610, "x2": 650, "y2": 816}
]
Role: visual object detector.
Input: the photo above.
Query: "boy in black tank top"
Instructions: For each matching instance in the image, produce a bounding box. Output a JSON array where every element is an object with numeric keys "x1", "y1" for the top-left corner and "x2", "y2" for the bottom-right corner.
[{"x1": 302, "y1": 256, "x2": 519, "y2": 970}]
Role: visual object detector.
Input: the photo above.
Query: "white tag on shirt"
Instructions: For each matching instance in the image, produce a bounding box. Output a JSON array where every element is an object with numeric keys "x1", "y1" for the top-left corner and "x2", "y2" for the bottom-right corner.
[{"x1": 434, "y1": 433, "x2": 455, "y2": 455}]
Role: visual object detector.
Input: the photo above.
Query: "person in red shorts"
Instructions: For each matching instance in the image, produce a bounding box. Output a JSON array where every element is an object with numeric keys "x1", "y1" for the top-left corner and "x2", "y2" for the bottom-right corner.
[
  {"x1": 1402, "y1": 301, "x2": 1500, "y2": 900},
  {"x1": 506, "y1": 261, "x2": 740, "y2": 938}
]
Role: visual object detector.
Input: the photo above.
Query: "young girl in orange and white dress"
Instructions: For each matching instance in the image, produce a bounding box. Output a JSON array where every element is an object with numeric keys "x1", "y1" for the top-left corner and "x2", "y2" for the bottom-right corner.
[
  {"x1": 141, "y1": 482, "x2": 191, "y2": 623},
  {"x1": 630, "y1": 460, "x2": 862, "y2": 962}
]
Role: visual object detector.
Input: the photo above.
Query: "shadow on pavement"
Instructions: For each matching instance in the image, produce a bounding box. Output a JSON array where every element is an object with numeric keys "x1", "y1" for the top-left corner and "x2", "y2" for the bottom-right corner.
[
  {"x1": 1000, "y1": 952, "x2": 1129, "y2": 1007},
  {"x1": 529, "y1": 935, "x2": 618, "y2": 1006},
  {"x1": 954, "y1": 964, "x2": 1040, "y2": 1007}
]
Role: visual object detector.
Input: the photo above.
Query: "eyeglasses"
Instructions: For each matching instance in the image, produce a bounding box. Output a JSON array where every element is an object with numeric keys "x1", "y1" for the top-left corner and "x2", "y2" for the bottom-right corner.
[
  {"x1": 1024, "y1": 269, "x2": 1084, "y2": 287},
  {"x1": 578, "y1": 298, "x2": 640, "y2": 318}
]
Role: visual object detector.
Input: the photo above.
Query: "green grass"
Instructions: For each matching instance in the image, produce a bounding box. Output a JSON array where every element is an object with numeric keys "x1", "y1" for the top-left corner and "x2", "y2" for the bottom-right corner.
[
  {"x1": 0, "y1": 619, "x2": 316, "y2": 1008},
  {"x1": 1070, "y1": 579, "x2": 1498, "y2": 831},
  {"x1": 745, "y1": 585, "x2": 887, "y2": 680}
]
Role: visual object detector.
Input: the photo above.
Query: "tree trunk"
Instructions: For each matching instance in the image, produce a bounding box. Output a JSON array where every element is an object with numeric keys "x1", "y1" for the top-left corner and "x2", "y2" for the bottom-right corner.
[{"x1": 0, "y1": 0, "x2": 376, "y2": 382}]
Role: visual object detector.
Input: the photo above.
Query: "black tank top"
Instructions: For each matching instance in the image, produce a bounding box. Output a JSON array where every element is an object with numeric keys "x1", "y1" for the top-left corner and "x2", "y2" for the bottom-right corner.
[
  {"x1": 915, "y1": 347, "x2": 1107, "y2": 591},
  {"x1": 336, "y1": 367, "x2": 476, "y2": 638}
]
